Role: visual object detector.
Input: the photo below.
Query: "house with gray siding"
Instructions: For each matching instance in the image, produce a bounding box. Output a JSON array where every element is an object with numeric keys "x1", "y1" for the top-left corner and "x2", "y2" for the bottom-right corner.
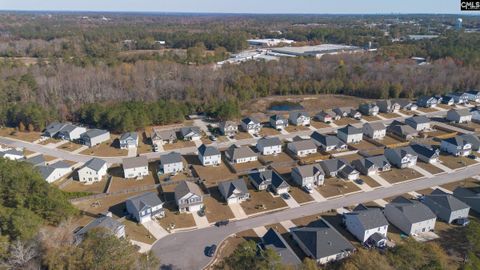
[
  {"x1": 249, "y1": 169, "x2": 290, "y2": 194},
  {"x1": 80, "y1": 129, "x2": 111, "y2": 147},
  {"x1": 289, "y1": 111, "x2": 311, "y2": 126},
  {"x1": 358, "y1": 103, "x2": 379, "y2": 116},
  {"x1": 423, "y1": 189, "x2": 470, "y2": 224},
  {"x1": 174, "y1": 181, "x2": 204, "y2": 213},
  {"x1": 343, "y1": 204, "x2": 389, "y2": 247},
  {"x1": 291, "y1": 164, "x2": 325, "y2": 190},
  {"x1": 311, "y1": 132, "x2": 347, "y2": 152},
  {"x1": 56, "y1": 124, "x2": 87, "y2": 141},
  {"x1": 256, "y1": 137, "x2": 282, "y2": 155},
  {"x1": 320, "y1": 158, "x2": 359, "y2": 180},
  {"x1": 218, "y1": 179, "x2": 250, "y2": 204},
  {"x1": 385, "y1": 146, "x2": 418, "y2": 168},
  {"x1": 159, "y1": 152, "x2": 184, "y2": 174},
  {"x1": 363, "y1": 122, "x2": 386, "y2": 140},
  {"x1": 446, "y1": 109, "x2": 472, "y2": 124},
  {"x1": 440, "y1": 136, "x2": 472, "y2": 157},
  {"x1": 180, "y1": 126, "x2": 202, "y2": 141},
  {"x1": 270, "y1": 115, "x2": 289, "y2": 130},
  {"x1": 384, "y1": 196, "x2": 437, "y2": 235},
  {"x1": 337, "y1": 124, "x2": 363, "y2": 144},
  {"x1": 126, "y1": 192, "x2": 165, "y2": 223}
]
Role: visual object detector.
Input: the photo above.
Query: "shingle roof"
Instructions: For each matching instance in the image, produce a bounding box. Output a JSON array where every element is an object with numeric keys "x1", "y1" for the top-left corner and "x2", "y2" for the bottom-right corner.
[
  {"x1": 127, "y1": 192, "x2": 164, "y2": 213},
  {"x1": 460, "y1": 134, "x2": 480, "y2": 149},
  {"x1": 289, "y1": 111, "x2": 309, "y2": 119},
  {"x1": 180, "y1": 126, "x2": 201, "y2": 137},
  {"x1": 82, "y1": 129, "x2": 109, "y2": 138},
  {"x1": 160, "y1": 152, "x2": 183, "y2": 165},
  {"x1": 345, "y1": 204, "x2": 389, "y2": 230},
  {"x1": 0, "y1": 149, "x2": 24, "y2": 157},
  {"x1": 226, "y1": 145, "x2": 257, "y2": 160},
  {"x1": 198, "y1": 144, "x2": 220, "y2": 156},
  {"x1": 363, "y1": 122, "x2": 386, "y2": 131},
  {"x1": 320, "y1": 158, "x2": 347, "y2": 174},
  {"x1": 257, "y1": 137, "x2": 282, "y2": 148},
  {"x1": 443, "y1": 136, "x2": 469, "y2": 147},
  {"x1": 292, "y1": 164, "x2": 324, "y2": 178},
  {"x1": 288, "y1": 139, "x2": 317, "y2": 151},
  {"x1": 219, "y1": 121, "x2": 238, "y2": 130},
  {"x1": 410, "y1": 143, "x2": 439, "y2": 159},
  {"x1": 449, "y1": 108, "x2": 471, "y2": 117},
  {"x1": 75, "y1": 215, "x2": 124, "y2": 236},
  {"x1": 262, "y1": 228, "x2": 301, "y2": 266},
  {"x1": 218, "y1": 179, "x2": 249, "y2": 199},
  {"x1": 406, "y1": 115, "x2": 430, "y2": 125},
  {"x1": 174, "y1": 181, "x2": 203, "y2": 199},
  {"x1": 84, "y1": 158, "x2": 107, "y2": 171},
  {"x1": 152, "y1": 129, "x2": 177, "y2": 141},
  {"x1": 311, "y1": 132, "x2": 345, "y2": 148},
  {"x1": 426, "y1": 189, "x2": 470, "y2": 212},
  {"x1": 389, "y1": 196, "x2": 437, "y2": 223},
  {"x1": 241, "y1": 117, "x2": 260, "y2": 125},
  {"x1": 338, "y1": 124, "x2": 362, "y2": 135},
  {"x1": 25, "y1": 154, "x2": 45, "y2": 166},
  {"x1": 122, "y1": 156, "x2": 148, "y2": 170},
  {"x1": 120, "y1": 132, "x2": 138, "y2": 141}
]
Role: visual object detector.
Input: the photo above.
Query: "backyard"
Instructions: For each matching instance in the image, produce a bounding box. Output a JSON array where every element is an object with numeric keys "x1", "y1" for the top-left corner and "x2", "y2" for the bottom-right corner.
[
  {"x1": 317, "y1": 178, "x2": 361, "y2": 198},
  {"x1": 380, "y1": 168, "x2": 424, "y2": 184}
]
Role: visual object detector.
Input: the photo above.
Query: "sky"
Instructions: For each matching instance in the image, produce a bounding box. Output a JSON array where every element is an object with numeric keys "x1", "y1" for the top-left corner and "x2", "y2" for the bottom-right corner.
[{"x1": 0, "y1": 0, "x2": 475, "y2": 14}]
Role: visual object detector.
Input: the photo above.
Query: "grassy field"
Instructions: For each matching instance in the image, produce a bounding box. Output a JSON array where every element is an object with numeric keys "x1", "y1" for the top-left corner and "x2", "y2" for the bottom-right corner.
[
  {"x1": 288, "y1": 186, "x2": 314, "y2": 204},
  {"x1": 163, "y1": 140, "x2": 196, "y2": 151}
]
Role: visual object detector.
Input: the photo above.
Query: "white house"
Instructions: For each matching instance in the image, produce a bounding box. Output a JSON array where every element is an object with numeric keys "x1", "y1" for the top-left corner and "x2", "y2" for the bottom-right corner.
[
  {"x1": 80, "y1": 129, "x2": 111, "y2": 147},
  {"x1": 446, "y1": 109, "x2": 472, "y2": 124},
  {"x1": 241, "y1": 117, "x2": 262, "y2": 134},
  {"x1": 37, "y1": 161, "x2": 71, "y2": 183},
  {"x1": 218, "y1": 179, "x2": 250, "y2": 204},
  {"x1": 180, "y1": 127, "x2": 202, "y2": 141},
  {"x1": 405, "y1": 116, "x2": 431, "y2": 131},
  {"x1": 198, "y1": 144, "x2": 221, "y2": 166},
  {"x1": 289, "y1": 111, "x2": 311, "y2": 126},
  {"x1": 219, "y1": 121, "x2": 238, "y2": 137},
  {"x1": 159, "y1": 152, "x2": 184, "y2": 174},
  {"x1": 343, "y1": 204, "x2": 389, "y2": 247},
  {"x1": 126, "y1": 192, "x2": 165, "y2": 223},
  {"x1": 465, "y1": 90, "x2": 480, "y2": 103},
  {"x1": 337, "y1": 124, "x2": 363, "y2": 144},
  {"x1": 423, "y1": 189, "x2": 470, "y2": 224},
  {"x1": 174, "y1": 181, "x2": 204, "y2": 213},
  {"x1": 119, "y1": 132, "x2": 138, "y2": 149},
  {"x1": 270, "y1": 115, "x2": 289, "y2": 130},
  {"x1": 225, "y1": 145, "x2": 258, "y2": 164},
  {"x1": 256, "y1": 137, "x2": 282, "y2": 155},
  {"x1": 385, "y1": 147, "x2": 418, "y2": 168},
  {"x1": 291, "y1": 164, "x2": 325, "y2": 190},
  {"x1": 440, "y1": 136, "x2": 472, "y2": 157},
  {"x1": 56, "y1": 124, "x2": 87, "y2": 141},
  {"x1": 78, "y1": 158, "x2": 108, "y2": 184},
  {"x1": 362, "y1": 122, "x2": 386, "y2": 140},
  {"x1": 122, "y1": 156, "x2": 149, "y2": 179},
  {"x1": 0, "y1": 148, "x2": 24, "y2": 160},
  {"x1": 287, "y1": 139, "x2": 317, "y2": 157},
  {"x1": 384, "y1": 196, "x2": 437, "y2": 235}
]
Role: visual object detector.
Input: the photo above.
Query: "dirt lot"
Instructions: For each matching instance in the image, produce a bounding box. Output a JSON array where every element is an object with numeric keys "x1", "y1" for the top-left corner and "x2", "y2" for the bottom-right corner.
[
  {"x1": 259, "y1": 127, "x2": 281, "y2": 137},
  {"x1": 259, "y1": 152, "x2": 296, "y2": 167},
  {"x1": 124, "y1": 219, "x2": 156, "y2": 244},
  {"x1": 107, "y1": 165, "x2": 158, "y2": 193},
  {"x1": 317, "y1": 178, "x2": 361, "y2": 198},
  {"x1": 350, "y1": 140, "x2": 381, "y2": 151},
  {"x1": 400, "y1": 110, "x2": 416, "y2": 115},
  {"x1": 358, "y1": 175, "x2": 381, "y2": 188},
  {"x1": 240, "y1": 183, "x2": 288, "y2": 215},
  {"x1": 335, "y1": 118, "x2": 360, "y2": 126},
  {"x1": 380, "y1": 168, "x2": 424, "y2": 184},
  {"x1": 61, "y1": 180, "x2": 107, "y2": 194},
  {"x1": 137, "y1": 134, "x2": 154, "y2": 154},
  {"x1": 0, "y1": 128, "x2": 42, "y2": 142},
  {"x1": 232, "y1": 160, "x2": 264, "y2": 174},
  {"x1": 57, "y1": 142, "x2": 84, "y2": 152},
  {"x1": 80, "y1": 138, "x2": 128, "y2": 157},
  {"x1": 440, "y1": 178, "x2": 480, "y2": 192},
  {"x1": 417, "y1": 107, "x2": 439, "y2": 113},
  {"x1": 44, "y1": 155, "x2": 59, "y2": 162},
  {"x1": 288, "y1": 186, "x2": 314, "y2": 204},
  {"x1": 297, "y1": 152, "x2": 331, "y2": 164},
  {"x1": 439, "y1": 154, "x2": 478, "y2": 170},
  {"x1": 204, "y1": 190, "x2": 235, "y2": 222},
  {"x1": 310, "y1": 121, "x2": 331, "y2": 129},
  {"x1": 362, "y1": 115, "x2": 382, "y2": 122},
  {"x1": 163, "y1": 140, "x2": 196, "y2": 151},
  {"x1": 234, "y1": 132, "x2": 253, "y2": 140},
  {"x1": 379, "y1": 112, "x2": 401, "y2": 119},
  {"x1": 284, "y1": 125, "x2": 310, "y2": 133},
  {"x1": 192, "y1": 163, "x2": 236, "y2": 187},
  {"x1": 158, "y1": 202, "x2": 197, "y2": 230},
  {"x1": 361, "y1": 148, "x2": 387, "y2": 157},
  {"x1": 378, "y1": 135, "x2": 407, "y2": 147},
  {"x1": 416, "y1": 162, "x2": 445, "y2": 175}
]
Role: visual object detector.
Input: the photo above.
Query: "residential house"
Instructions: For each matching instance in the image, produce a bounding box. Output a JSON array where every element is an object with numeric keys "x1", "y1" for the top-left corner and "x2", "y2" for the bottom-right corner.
[
  {"x1": 25, "y1": 154, "x2": 45, "y2": 167},
  {"x1": 327, "y1": 109, "x2": 342, "y2": 120},
  {"x1": 43, "y1": 122, "x2": 68, "y2": 138},
  {"x1": 410, "y1": 143, "x2": 440, "y2": 163},
  {"x1": 174, "y1": 181, "x2": 204, "y2": 213},
  {"x1": 287, "y1": 139, "x2": 318, "y2": 157},
  {"x1": 441, "y1": 95, "x2": 455, "y2": 105},
  {"x1": 405, "y1": 115, "x2": 431, "y2": 131},
  {"x1": 241, "y1": 117, "x2": 262, "y2": 134},
  {"x1": 56, "y1": 124, "x2": 87, "y2": 141},
  {"x1": 0, "y1": 149, "x2": 24, "y2": 160},
  {"x1": 465, "y1": 90, "x2": 480, "y2": 103},
  {"x1": 291, "y1": 164, "x2": 325, "y2": 189},
  {"x1": 423, "y1": 189, "x2": 470, "y2": 224},
  {"x1": 417, "y1": 96, "x2": 438, "y2": 108},
  {"x1": 320, "y1": 158, "x2": 359, "y2": 180},
  {"x1": 159, "y1": 152, "x2": 184, "y2": 174},
  {"x1": 349, "y1": 109, "x2": 362, "y2": 119},
  {"x1": 225, "y1": 145, "x2": 258, "y2": 164},
  {"x1": 453, "y1": 187, "x2": 480, "y2": 213},
  {"x1": 440, "y1": 136, "x2": 472, "y2": 156},
  {"x1": 311, "y1": 132, "x2": 347, "y2": 152},
  {"x1": 315, "y1": 111, "x2": 333, "y2": 123},
  {"x1": 269, "y1": 115, "x2": 289, "y2": 130},
  {"x1": 260, "y1": 228, "x2": 301, "y2": 266},
  {"x1": 119, "y1": 132, "x2": 138, "y2": 149},
  {"x1": 446, "y1": 109, "x2": 472, "y2": 123},
  {"x1": 472, "y1": 109, "x2": 480, "y2": 122},
  {"x1": 376, "y1": 100, "x2": 400, "y2": 113},
  {"x1": 394, "y1": 99, "x2": 418, "y2": 111},
  {"x1": 37, "y1": 161, "x2": 71, "y2": 183},
  {"x1": 218, "y1": 179, "x2": 250, "y2": 204},
  {"x1": 351, "y1": 155, "x2": 391, "y2": 176},
  {"x1": 80, "y1": 129, "x2": 111, "y2": 147},
  {"x1": 180, "y1": 126, "x2": 202, "y2": 141},
  {"x1": 343, "y1": 204, "x2": 389, "y2": 247},
  {"x1": 256, "y1": 137, "x2": 282, "y2": 155},
  {"x1": 126, "y1": 192, "x2": 165, "y2": 223},
  {"x1": 249, "y1": 169, "x2": 290, "y2": 194},
  {"x1": 332, "y1": 107, "x2": 351, "y2": 118},
  {"x1": 122, "y1": 156, "x2": 149, "y2": 179},
  {"x1": 447, "y1": 92, "x2": 469, "y2": 104},
  {"x1": 151, "y1": 129, "x2": 177, "y2": 147},
  {"x1": 78, "y1": 158, "x2": 108, "y2": 184},
  {"x1": 219, "y1": 121, "x2": 238, "y2": 137},
  {"x1": 75, "y1": 213, "x2": 125, "y2": 242},
  {"x1": 291, "y1": 219, "x2": 355, "y2": 264},
  {"x1": 337, "y1": 124, "x2": 363, "y2": 144},
  {"x1": 384, "y1": 196, "x2": 437, "y2": 235},
  {"x1": 289, "y1": 111, "x2": 311, "y2": 126},
  {"x1": 460, "y1": 134, "x2": 480, "y2": 152},
  {"x1": 385, "y1": 146, "x2": 418, "y2": 168},
  {"x1": 387, "y1": 121, "x2": 419, "y2": 140},
  {"x1": 358, "y1": 103, "x2": 379, "y2": 116},
  {"x1": 198, "y1": 144, "x2": 221, "y2": 166},
  {"x1": 363, "y1": 122, "x2": 386, "y2": 140}
]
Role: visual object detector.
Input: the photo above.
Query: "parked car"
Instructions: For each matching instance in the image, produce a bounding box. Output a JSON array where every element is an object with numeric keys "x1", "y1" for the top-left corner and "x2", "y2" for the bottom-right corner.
[
  {"x1": 281, "y1": 193, "x2": 291, "y2": 200},
  {"x1": 468, "y1": 154, "x2": 477, "y2": 160},
  {"x1": 355, "y1": 179, "x2": 364, "y2": 185},
  {"x1": 454, "y1": 218, "x2": 470, "y2": 227},
  {"x1": 206, "y1": 245, "x2": 217, "y2": 257},
  {"x1": 303, "y1": 186, "x2": 313, "y2": 194},
  {"x1": 215, "y1": 220, "x2": 229, "y2": 227}
]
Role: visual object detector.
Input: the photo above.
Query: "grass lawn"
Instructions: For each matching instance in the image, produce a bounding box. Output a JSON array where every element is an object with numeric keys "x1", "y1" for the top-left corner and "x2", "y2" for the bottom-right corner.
[
  {"x1": 0, "y1": 128, "x2": 41, "y2": 142},
  {"x1": 240, "y1": 184, "x2": 288, "y2": 215},
  {"x1": 437, "y1": 104, "x2": 453, "y2": 110},
  {"x1": 204, "y1": 188, "x2": 235, "y2": 222},
  {"x1": 297, "y1": 152, "x2": 331, "y2": 164},
  {"x1": 192, "y1": 163, "x2": 236, "y2": 188},
  {"x1": 259, "y1": 127, "x2": 281, "y2": 137},
  {"x1": 292, "y1": 212, "x2": 328, "y2": 227},
  {"x1": 124, "y1": 219, "x2": 156, "y2": 244},
  {"x1": 61, "y1": 180, "x2": 107, "y2": 194},
  {"x1": 158, "y1": 202, "x2": 196, "y2": 230},
  {"x1": 57, "y1": 141, "x2": 83, "y2": 152},
  {"x1": 235, "y1": 132, "x2": 252, "y2": 140},
  {"x1": 44, "y1": 155, "x2": 59, "y2": 162},
  {"x1": 416, "y1": 162, "x2": 445, "y2": 175},
  {"x1": 358, "y1": 175, "x2": 381, "y2": 188},
  {"x1": 423, "y1": 129, "x2": 456, "y2": 139},
  {"x1": 163, "y1": 140, "x2": 196, "y2": 151},
  {"x1": 380, "y1": 168, "x2": 424, "y2": 184},
  {"x1": 317, "y1": 178, "x2": 361, "y2": 198},
  {"x1": 440, "y1": 178, "x2": 480, "y2": 192},
  {"x1": 362, "y1": 115, "x2": 382, "y2": 122},
  {"x1": 137, "y1": 134, "x2": 153, "y2": 154},
  {"x1": 379, "y1": 112, "x2": 401, "y2": 119},
  {"x1": 400, "y1": 110, "x2": 416, "y2": 116},
  {"x1": 284, "y1": 125, "x2": 310, "y2": 133},
  {"x1": 80, "y1": 138, "x2": 128, "y2": 157},
  {"x1": 310, "y1": 121, "x2": 330, "y2": 129},
  {"x1": 361, "y1": 148, "x2": 387, "y2": 157},
  {"x1": 335, "y1": 118, "x2": 360, "y2": 126},
  {"x1": 439, "y1": 154, "x2": 477, "y2": 170},
  {"x1": 107, "y1": 164, "x2": 158, "y2": 192}
]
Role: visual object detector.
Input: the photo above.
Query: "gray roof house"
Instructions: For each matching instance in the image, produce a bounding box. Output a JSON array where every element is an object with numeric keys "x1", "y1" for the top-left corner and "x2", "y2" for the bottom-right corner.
[
  {"x1": 119, "y1": 132, "x2": 138, "y2": 149},
  {"x1": 174, "y1": 181, "x2": 204, "y2": 213},
  {"x1": 441, "y1": 95, "x2": 455, "y2": 105},
  {"x1": 393, "y1": 99, "x2": 418, "y2": 110},
  {"x1": 25, "y1": 154, "x2": 46, "y2": 167},
  {"x1": 315, "y1": 111, "x2": 333, "y2": 123},
  {"x1": 180, "y1": 126, "x2": 202, "y2": 141},
  {"x1": 291, "y1": 164, "x2": 325, "y2": 190},
  {"x1": 320, "y1": 158, "x2": 359, "y2": 180},
  {"x1": 376, "y1": 100, "x2": 401, "y2": 113},
  {"x1": 151, "y1": 129, "x2": 177, "y2": 147},
  {"x1": 466, "y1": 90, "x2": 480, "y2": 102},
  {"x1": 287, "y1": 139, "x2": 318, "y2": 157},
  {"x1": 256, "y1": 137, "x2": 282, "y2": 156},
  {"x1": 56, "y1": 124, "x2": 87, "y2": 141},
  {"x1": 362, "y1": 122, "x2": 386, "y2": 140},
  {"x1": 440, "y1": 136, "x2": 472, "y2": 157},
  {"x1": 225, "y1": 145, "x2": 258, "y2": 164},
  {"x1": 423, "y1": 189, "x2": 470, "y2": 224},
  {"x1": 417, "y1": 96, "x2": 438, "y2": 108},
  {"x1": 387, "y1": 121, "x2": 419, "y2": 140},
  {"x1": 269, "y1": 115, "x2": 289, "y2": 130},
  {"x1": 43, "y1": 122, "x2": 68, "y2": 137},
  {"x1": 241, "y1": 117, "x2": 262, "y2": 134},
  {"x1": 405, "y1": 115, "x2": 431, "y2": 131},
  {"x1": 219, "y1": 121, "x2": 238, "y2": 137},
  {"x1": 218, "y1": 179, "x2": 250, "y2": 204},
  {"x1": 249, "y1": 169, "x2": 290, "y2": 195},
  {"x1": 289, "y1": 111, "x2": 311, "y2": 126},
  {"x1": 343, "y1": 204, "x2": 389, "y2": 247},
  {"x1": 453, "y1": 187, "x2": 480, "y2": 213},
  {"x1": 291, "y1": 219, "x2": 355, "y2": 264},
  {"x1": 159, "y1": 152, "x2": 184, "y2": 175},
  {"x1": 198, "y1": 144, "x2": 221, "y2": 166},
  {"x1": 37, "y1": 161, "x2": 71, "y2": 183},
  {"x1": 78, "y1": 158, "x2": 108, "y2": 183},
  {"x1": 337, "y1": 124, "x2": 363, "y2": 144},
  {"x1": 447, "y1": 92, "x2": 469, "y2": 104},
  {"x1": 410, "y1": 143, "x2": 440, "y2": 163},
  {"x1": 460, "y1": 134, "x2": 480, "y2": 152},
  {"x1": 0, "y1": 148, "x2": 24, "y2": 160},
  {"x1": 122, "y1": 156, "x2": 149, "y2": 179},
  {"x1": 385, "y1": 146, "x2": 418, "y2": 168},
  {"x1": 384, "y1": 196, "x2": 437, "y2": 235},
  {"x1": 74, "y1": 213, "x2": 125, "y2": 243},
  {"x1": 446, "y1": 109, "x2": 472, "y2": 124},
  {"x1": 126, "y1": 192, "x2": 165, "y2": 223},
  {"x1": 260, "y1": 228, "x2": 301, "y2": 266},
  {"x1": 332, "y1": 107, "x2": 351, "y2": 118},
  {"x1": 80, "y1": 129, "x2": 110, "y2": 147},
  {"x1": 349, "y1": 109, "x2": 362, "y2": 119},
  {"x1": 358, "y1": 103, "x2": 379, "y2": 116},
  {"x1": 311, "y1": 132, "x2": 347, "y2": 152},
  {"x1": 351, "y1": 155, "x2": 391, "y2": 176}
]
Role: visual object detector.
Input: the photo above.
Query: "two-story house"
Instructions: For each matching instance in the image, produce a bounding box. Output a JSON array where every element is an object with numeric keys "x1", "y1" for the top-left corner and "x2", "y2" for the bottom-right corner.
[
  {"x1": 180, "y1": 126, "x2": 202, "y2": 141},
  {"x1": 446, "y1": 109, "x2": 472, "y2": 124},
  {"x1": 256, "y1": 137, "x2": 282, "y2": 155},
  {"x1": 119, "y1": 132, "x2": 138, "y2": 149},
  {"x1": 78, "y1": 158, "x2": 108, "y2": 184},
  {"x1": 287, "y1": 139, "x2": 318, "y2": 157},
  {"x1": 351, "y1": 155, "x2": 391, "y2": 176},
  {"x1": 198, "y1": 144, "x2": 221, "y2": 166},
  {"x1": 384, "y1": 196, "x2": 437, "y2": 235},
  {"x1": 174, "y1": 181, "x2": 204, "y2": 213},
  {"x1": 225, "y1": 144, "x2": 258, "y2": 164},
  {"x1": 126, "y1": 192, "x2": 165, "y2": 223},
  {"x1": 311, "y1": 132, "x2": 347, "y2": 152},
  {"x1": 362, "y1": 122, "x2": 386, "y2": 140},
  {"x1": 122, "y1": 156, "x2": 149, "y2": 179},
  {"x1": 80, "y1": 129, "x2": 111, "y2": 147},
  {"x1": 405, "y1": 115, "x2": 431, "y2": 131},
  {"x1": 218, "y1": 179, "x2": 250, "y2": 204},
  {"x1": 376, "y1": 100, "x2": 400, "y2": 113},
  {"x1": 241, "y1": 117, "x2": 262, "y2": 134},
  {"x1": 358, "y1": 103, "x2": 379, "y2": 116},
  {"x1": 337, "y1": 124, "x2": 363, "y2": 144},
  {"x1": 440, "y1": 136, "x2": 472, "y2": 156},
  {"x1": 219, "y1": 121, "x2": 238, "y2": 137},
  {"x1": 343, "y1": 204, "x2": 389, "y2": 247},
  {"x1": 410, "y1": 143, "x2": 440, "y2": 163},
  {"x1": 249, "y1": 169, "x2": 290, "y2": 195},
  {"x1": 269, "y1": 115, "x2": 289, "y2": 130},
  {"x1": 159, "y1": 152, "x2": 184, "y2": 175},
  {"x1": 315, "y1": 111, "x2": 333, "y2": 123},
  {"x1": 291, "y1": 164, "x2": 325, "y2": 191},
  {"x1": 385, "y1": 146, "x2": 418, "y2": 168},
  {"x1": 289, "y1": 111, "x2": 311, "y2": 126},
  {"x1": 423, "y1": 189, "x2": 470, "y2": 224}
]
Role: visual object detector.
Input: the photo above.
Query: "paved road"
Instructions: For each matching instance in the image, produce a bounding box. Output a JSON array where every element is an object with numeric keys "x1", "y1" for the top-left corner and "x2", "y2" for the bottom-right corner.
[
  {"x1": 0, "y1": 109, "x2": 450, "y2": 165},
  {"x1": 152, "y1": 163, "x2": 480, "y2": 270}
]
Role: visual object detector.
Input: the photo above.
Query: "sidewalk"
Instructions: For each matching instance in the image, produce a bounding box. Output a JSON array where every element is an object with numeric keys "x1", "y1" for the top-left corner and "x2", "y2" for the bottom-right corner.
[
  {"x1": 253, "y1": 226, "x2": 268, "y2": 237},
  {"x1": 432, "y1": 162, "x2": 453, "y2": 173},
  {"x1": 411, "y1": 165, "x2": 433, "y2": 177},
  {"x1": 370, "y1": 173, "x2": 392, "y2": 187},
  {"x1": 143, "y1": 220, "x2": 170, "y2": 240},
  {"x1": 130, "y1": 240, "x2": 152, "y2": 253}
]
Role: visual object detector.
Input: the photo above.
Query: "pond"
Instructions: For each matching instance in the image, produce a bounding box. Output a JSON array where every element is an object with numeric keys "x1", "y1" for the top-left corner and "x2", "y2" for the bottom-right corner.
[{"x1": 268, "y1": 101, "x2": 304, "y2": 111}]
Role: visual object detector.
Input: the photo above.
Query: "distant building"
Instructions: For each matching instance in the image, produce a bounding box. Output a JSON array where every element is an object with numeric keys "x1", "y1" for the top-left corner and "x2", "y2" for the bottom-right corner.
[
  {"x1": 119, "y1": 132, "x2": 138, "y2": 149},
  {"x1": 289, "y1": 111, "x2": 311, "y2": 126},
  {"x1": 80, "y1": 129, "x2": 110, "y2": 147},
  {"x1": 270, "y1": 44, "x2": 363, "y2": 59},
  {"x1": 247, "y1": 38, "x2": 295, "y2": 47}
]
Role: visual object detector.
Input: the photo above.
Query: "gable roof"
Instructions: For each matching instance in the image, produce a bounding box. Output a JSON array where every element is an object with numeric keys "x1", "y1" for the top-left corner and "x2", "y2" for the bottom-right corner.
[
  {"x1": 120, "y1": 132, "x2": 138, "y2": 141},
  {"x1": 257, "y1": 137, "x2": 282, "y2": 148},
  {"x1": 406, "y1": 115, "x2": 430, "y2": 125},
  {"x1": 311, "y1": 132, "x2": 346, "y2": 148},
  {"x1": 262, "y1": 228, "x2": 301, "y2": 266},
  {"x1": 82, "y1": 129, "x2": 109, "y2": 138},
  {"x1": 152, "y1": 129, "x2": 177, "y2": 141},
  {"x1": 198, "y1": 144, "x2": 220, "y2": 156},
  {"x1": 122, "y1": 156, "x2": 148, "y2": 170},
  {"x1": 226, "y1": 145, "x2": 257, "y2": 160},
  {"x1": 160, "y1": 152, "x2": 183, "y2": 165},
  {"x1": 448, "y1": 108, "x2": 471, "y2": 117},
  {"x1": 426, "y1": 189, "x2": 470, "y2": 212},
  {"x1": 410, "y1": 143, "x2": 439, "y2": 159},
  {"x1": 288, "y1": 139, "x2": 317, "y2": 151},
  {"x1": 363, "y1": 122, "x2": 386, "y2": 131},
  {"x1": 460, "y1": 134, "x2": 480, "y2": 148},
  {"x1": 338, "y1": 124, "x2": 362, "y2": 135},
  {"x1": 127, "y1": 192, "x2": 164, "y2": 213},
  {"x1": 289, "y1": 111, "x2": 309, "y2": 119},
  {"x1": 388, "y1": 196, "x2": 437, "y2": 223},
  {"x1": 75, "y1": 215, "x2": 124, "y2": 237},
  {"x1": 293, "y1": 164, "x2": 324, "y2": 178},
  {"x1": 385, "y1": 146, "x2": 417, "y2": 159},
  {"x1": 174, "y1": 181, "x2": 203, "y2": 199},
  {"x1": 180, "y1": 126, "x2": 201, "y2": 137},
  {"x1": 218, "y1": 179, "x2": 249, "y2": 199},
  {"x1": 241, "y1": 117, "x2": 260, "y2": 125},
  {"x1": 270, "y1": 114, "x2": 288, "y2": 122},
  {"x1": 219, "y1": 121, "x2": 238, "y2": 130},
  {"x1": 25, "y1": 154, "x2": 45, "y2": 166},
  {"x1": 345, "y1": 205, "x2": 389, "y2": 230},
  {"x1": 83, "y1": 158, "x2": 107, "y2": 172},
  {"x1": 320, "y1": 158, "x2": 348, "y2": 174},
  {"x1": 442, "y1": 136, "x2": 470, "y2": 147}
]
